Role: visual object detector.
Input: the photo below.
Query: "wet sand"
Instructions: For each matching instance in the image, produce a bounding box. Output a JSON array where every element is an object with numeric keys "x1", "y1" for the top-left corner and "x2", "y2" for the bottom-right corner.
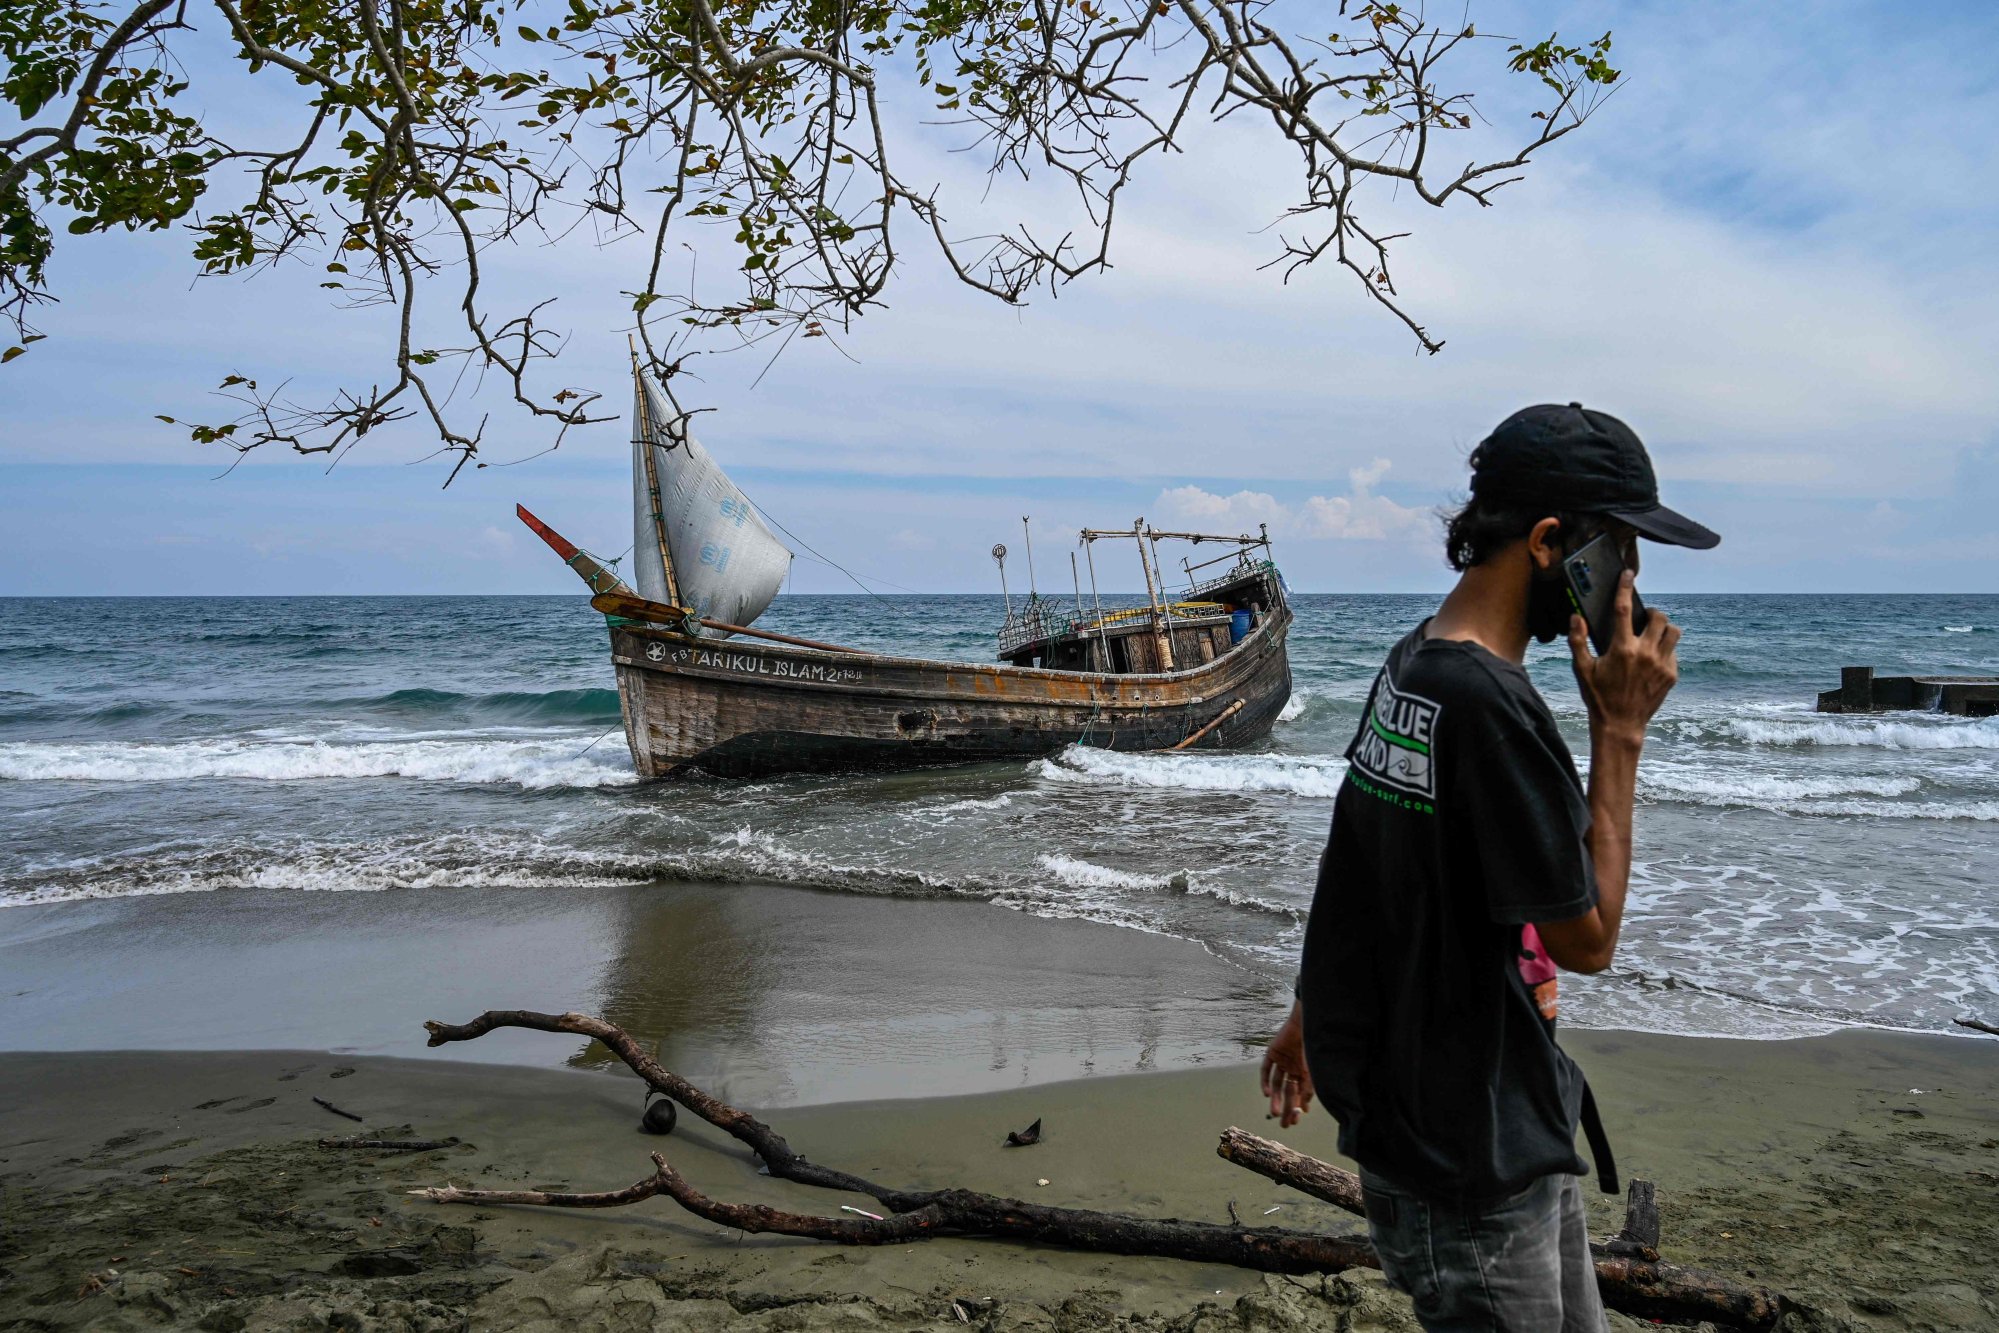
[
  {"x1": 0, "y1": 881, "x2": 1281, "y2": 1106},
  {"x1": 3, "y1": 1028, "x2": 1995, "y2": 1330}
]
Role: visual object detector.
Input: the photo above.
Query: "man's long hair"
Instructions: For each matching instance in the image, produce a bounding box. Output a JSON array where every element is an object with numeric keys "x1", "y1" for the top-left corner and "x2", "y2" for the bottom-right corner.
[{"x1": 1442, "y1": 497, "x2": 1601, "y2": 572}]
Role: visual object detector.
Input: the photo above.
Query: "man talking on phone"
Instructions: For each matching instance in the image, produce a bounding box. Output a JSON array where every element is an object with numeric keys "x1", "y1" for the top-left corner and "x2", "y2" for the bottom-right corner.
[{"x1": 1260, "y1": 404, "x2": 1717, "y2": 1332}]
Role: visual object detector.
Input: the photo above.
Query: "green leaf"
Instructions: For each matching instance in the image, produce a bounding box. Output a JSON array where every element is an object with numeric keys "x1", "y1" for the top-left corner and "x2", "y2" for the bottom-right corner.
[
  {"x1": 1, "y1": 346, "x2": 24, "y2": 364},
  {"x1": 517, "y1": 25, "x2": 539, "y2": 41}
]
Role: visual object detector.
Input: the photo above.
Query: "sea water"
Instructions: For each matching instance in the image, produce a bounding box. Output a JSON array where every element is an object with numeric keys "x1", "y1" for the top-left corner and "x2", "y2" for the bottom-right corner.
[{"x1": 2, "y1": 593, "x2": 1994, "y2": 1040}]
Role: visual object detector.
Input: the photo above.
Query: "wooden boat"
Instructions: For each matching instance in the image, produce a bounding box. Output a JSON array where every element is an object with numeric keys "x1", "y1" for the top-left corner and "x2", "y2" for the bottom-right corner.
[{"x1": 518, "y1": 356, "x2": 1293, "y2": 779}]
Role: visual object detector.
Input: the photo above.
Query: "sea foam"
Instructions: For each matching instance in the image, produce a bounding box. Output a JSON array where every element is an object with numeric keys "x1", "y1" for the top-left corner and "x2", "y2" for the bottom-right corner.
[
  {"x1": 1035, "y1": 745, "x2": 1348, "y2": 797},
  {"x1": 0, "y1": 735, "x2": 637, "y2": 788}
]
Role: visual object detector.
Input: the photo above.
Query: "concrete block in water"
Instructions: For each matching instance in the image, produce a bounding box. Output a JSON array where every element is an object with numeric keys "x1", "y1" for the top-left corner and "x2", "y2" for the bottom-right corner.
[{"x1": 1817, "y1": 666, "x2": 1999, "y2": 717}]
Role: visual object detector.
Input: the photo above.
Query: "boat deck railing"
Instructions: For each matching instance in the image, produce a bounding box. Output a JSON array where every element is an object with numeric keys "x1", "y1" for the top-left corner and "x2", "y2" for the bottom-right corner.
[
  {"x1": 1184, "y1": 558, "x2": 1276, "y2": 603},
  {"x1": 998, "y1": 597, "x2": 1081, "y2": 656},
  {"x1": 999, "y1": 598, "x2": 1241, "y2": 656}
]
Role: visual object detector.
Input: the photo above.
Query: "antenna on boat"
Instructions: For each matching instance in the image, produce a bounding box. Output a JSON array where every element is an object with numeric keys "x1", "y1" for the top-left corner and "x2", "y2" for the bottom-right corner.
[
  {"x1": 1082, "y1": 532, "x2": 1111, "y2": 672},
  {"x1": 1022, "y1": 517, "x2": 1038, "y2": 603},
  {"x1": 992, "y1": 543, "x2": 1012, "y2": 617}
]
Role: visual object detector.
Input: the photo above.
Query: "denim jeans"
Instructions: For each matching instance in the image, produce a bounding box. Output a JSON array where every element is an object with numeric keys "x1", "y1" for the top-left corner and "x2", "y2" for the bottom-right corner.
[{"x1": 1359, "y1": 1169, "x2": 1607, "y2": 1333}]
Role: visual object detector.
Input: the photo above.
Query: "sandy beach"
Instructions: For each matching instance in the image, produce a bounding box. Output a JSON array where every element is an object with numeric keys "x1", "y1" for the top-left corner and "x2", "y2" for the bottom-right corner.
[{"x1": 3, "y1": 1026, "x2": 1995, "y2": 1330}]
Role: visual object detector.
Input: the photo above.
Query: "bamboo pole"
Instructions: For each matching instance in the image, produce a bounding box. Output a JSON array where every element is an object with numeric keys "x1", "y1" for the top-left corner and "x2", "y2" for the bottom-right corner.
[{"x1": 1168, "y1": 698, "x2": 1244, "y2": 750}]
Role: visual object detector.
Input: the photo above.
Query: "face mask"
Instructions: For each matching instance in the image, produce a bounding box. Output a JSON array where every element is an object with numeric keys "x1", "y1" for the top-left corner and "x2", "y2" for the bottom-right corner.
[{"x1": 1526, "y1": 567, "x2": 1572, "y2": 644}]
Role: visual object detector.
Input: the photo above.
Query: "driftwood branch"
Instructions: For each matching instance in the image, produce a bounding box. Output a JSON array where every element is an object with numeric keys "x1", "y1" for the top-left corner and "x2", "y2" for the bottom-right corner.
[
  {"x1": 322, "y1": 1137, "x2": 459, "y2": 1152},
  {"x1": 1954, "y1": 1016, "x2": 1999, "y2": 1037},
  {"x1": 420, "y1": 1011, "x2": 1778, "y2": 1327},
  {"x1": 1216, "y1": 1125, "x2": 1364, "y2": 1211},
  {"x1": 414, "y1": 1150, "x2": 1374, "y2": 1273},
  {"x1": 421, "y1": 1009, "x2": 1376, "y2": 1271},
  {"x1": 1216, "y1": 1128, "x2": 1781, "y2": 1330},
  {"x1": 414, "y1": 1159, "x2": 676, "y2": 1211}
]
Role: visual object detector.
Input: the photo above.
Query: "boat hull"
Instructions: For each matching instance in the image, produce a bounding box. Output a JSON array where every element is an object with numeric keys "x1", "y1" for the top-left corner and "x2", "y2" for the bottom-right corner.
[{"x1": 608, "y1": 609, "x2": 1292, "y2": 779}]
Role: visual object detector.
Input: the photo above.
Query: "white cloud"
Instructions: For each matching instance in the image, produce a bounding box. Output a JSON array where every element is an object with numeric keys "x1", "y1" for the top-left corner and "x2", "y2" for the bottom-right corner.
[{"x1": 1156, "y1": 459, "x2": 1429, "y2": 544}]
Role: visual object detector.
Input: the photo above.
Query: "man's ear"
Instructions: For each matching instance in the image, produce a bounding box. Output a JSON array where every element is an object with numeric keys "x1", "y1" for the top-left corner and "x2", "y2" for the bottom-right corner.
[{"x1": 1526, "y1": 517, "x2": 1563, "y2": 574}]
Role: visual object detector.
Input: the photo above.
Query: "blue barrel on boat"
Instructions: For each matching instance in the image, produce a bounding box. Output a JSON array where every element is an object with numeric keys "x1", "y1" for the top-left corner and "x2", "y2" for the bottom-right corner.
[{"x1": 1230, "y1": 609, "x2": 1253, "y2": 643}]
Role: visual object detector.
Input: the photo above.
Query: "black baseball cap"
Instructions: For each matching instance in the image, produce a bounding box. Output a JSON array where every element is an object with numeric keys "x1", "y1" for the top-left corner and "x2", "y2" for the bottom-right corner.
[{"x1": 1468, "y1": 403, "x2": 1720, "y2": 549}]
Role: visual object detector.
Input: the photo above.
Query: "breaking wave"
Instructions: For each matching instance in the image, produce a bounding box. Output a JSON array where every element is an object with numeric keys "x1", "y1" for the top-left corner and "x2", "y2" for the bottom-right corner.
[
  {"x1": 1273, "y1": 687, "x2": 1353, "y2": 725},
  {"x1": 0, "y1": 736, "x2": 637, "y2": 789},
  {"x1": 1714, "y1": 715, "x2": 1999, "y2": 750},
  {"x1": 924, "y1": 793, "x2": 1015, "y2": 817},
  {"x1": 4, "y1": 828, "x2": 1314, "y2": 942},
  {"x1": 2, "y1": 829, "x2": 979, "y2": 909},
  {"x1": 1639, "y1": 764, "x2": 1996, "y2": 821},
  {"x1": 2, "y1": 834, "x2": 652, "y2": 907},
  {"x1": 1037, "y1": 853, "x2": 1186, "y2": 893},
  {"x1": 1035, "y1": 745, "x2": 1348, "y2": 798},
  {"x1": 1641, "y1": 765, "x2": 1923, "y2": 804}
]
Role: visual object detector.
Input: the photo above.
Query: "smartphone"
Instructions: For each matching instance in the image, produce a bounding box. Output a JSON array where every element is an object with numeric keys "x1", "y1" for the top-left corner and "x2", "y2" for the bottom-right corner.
[{"x1": 1563, "y1": 531, "x2": 1648, "y2": 655}]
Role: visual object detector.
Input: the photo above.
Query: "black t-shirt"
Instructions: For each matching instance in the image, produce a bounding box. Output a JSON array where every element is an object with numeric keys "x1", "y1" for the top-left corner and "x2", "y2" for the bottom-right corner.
[{"x1": 1298, "y1": 623, "x2": 1596, "y2": 1198}]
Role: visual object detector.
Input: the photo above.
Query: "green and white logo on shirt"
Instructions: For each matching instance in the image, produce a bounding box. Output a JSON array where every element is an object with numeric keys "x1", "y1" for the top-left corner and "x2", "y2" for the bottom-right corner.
[{"x1": 1351, "y1": 672, "x2": 1440, "y2": 801}]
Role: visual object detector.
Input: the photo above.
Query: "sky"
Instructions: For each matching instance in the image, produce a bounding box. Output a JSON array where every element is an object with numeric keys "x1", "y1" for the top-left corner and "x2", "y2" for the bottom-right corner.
[{"x1": 4, "y1": 1, "x2": 1996, "y2": 596}]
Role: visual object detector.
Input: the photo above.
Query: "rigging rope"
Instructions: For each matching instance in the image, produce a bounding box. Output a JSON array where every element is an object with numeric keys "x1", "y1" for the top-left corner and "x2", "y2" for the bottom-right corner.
[{"x1": 730, "y1": 482, "x2": 923, "y2": 613}]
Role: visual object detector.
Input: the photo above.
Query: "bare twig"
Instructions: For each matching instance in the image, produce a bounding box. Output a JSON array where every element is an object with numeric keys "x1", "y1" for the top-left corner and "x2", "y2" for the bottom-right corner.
[{"x1": 312, "y1": 1096, "x2": 364, "y2": 1123}]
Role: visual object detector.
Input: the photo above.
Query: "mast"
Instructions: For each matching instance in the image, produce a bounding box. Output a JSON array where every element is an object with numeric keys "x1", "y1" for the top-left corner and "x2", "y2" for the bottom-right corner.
[
  {"x1": 1146, "y1": 524, "x2": 1179, "y2": 665},
  {"x1": 1133, "y1": 517, "x2": 1174, "y2": 671},
  {"x1": 630, "y1": 339, "x2": 682, "y2": 608}
]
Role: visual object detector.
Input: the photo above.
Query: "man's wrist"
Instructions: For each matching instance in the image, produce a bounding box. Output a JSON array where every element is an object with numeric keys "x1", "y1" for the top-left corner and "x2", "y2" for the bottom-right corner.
[{"x1": 1588, "y1": 719, "x2": 1647, "y2": 751}]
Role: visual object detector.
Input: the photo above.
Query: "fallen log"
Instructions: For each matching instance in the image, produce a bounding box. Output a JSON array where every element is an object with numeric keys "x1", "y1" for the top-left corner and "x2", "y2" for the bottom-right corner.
[
  {"x1": 419, "y1": 1010, "x2": 1782, "y2": 1328},
  {"x1": 1215, "y1": 1127, "x2": 1779, "y2": 1329}
]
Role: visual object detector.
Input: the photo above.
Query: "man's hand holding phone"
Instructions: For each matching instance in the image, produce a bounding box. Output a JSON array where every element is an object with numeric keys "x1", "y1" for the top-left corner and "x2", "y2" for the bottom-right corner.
[{"x1": 1567, "y1": 570, "x2": 1681, "y2": 743}]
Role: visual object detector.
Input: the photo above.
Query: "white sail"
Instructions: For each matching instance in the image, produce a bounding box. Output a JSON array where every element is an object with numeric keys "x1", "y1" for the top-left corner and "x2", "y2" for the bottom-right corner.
[{"x1": 630, "y1": 369, "x2": 791, "y2": 631}]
